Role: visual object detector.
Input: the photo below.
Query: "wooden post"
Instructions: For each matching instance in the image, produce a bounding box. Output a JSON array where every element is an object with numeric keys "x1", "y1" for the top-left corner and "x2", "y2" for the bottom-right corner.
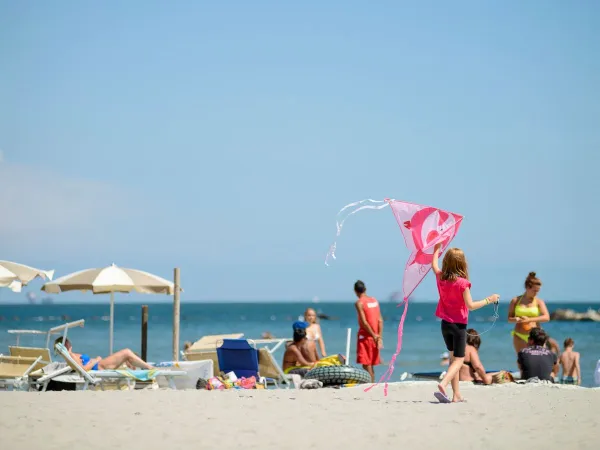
[
  {"x1": 141, "y1": 305, "x2": 148, "y2": 361},
  {"x1": 173, "y1": 267, "x2": 180, "y2": 361}
]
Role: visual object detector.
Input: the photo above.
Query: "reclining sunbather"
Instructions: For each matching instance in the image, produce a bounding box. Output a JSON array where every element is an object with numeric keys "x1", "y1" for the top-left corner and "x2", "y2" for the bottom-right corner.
[{"x1": 54, "y1": 337, "x2": 153, "y2": 371}]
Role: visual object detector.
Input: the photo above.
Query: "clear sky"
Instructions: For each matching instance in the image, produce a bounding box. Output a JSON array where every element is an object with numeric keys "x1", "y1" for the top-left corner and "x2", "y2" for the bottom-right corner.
[{"x1": 1, "y1": 1, "x2": 599, "y2": 304}]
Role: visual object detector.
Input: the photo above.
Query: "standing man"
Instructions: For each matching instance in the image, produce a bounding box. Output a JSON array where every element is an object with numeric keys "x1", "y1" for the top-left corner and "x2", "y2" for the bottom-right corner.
[{"x1": 354, "y1": 280, "x2": 383, "y2": 382}]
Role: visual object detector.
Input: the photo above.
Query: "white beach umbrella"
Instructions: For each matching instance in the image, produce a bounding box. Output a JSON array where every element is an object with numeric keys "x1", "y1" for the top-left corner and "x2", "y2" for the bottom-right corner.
[
  {"x1": 0, "y1": 260, "x2": 55, "y2": 293},
  {"x1": 41, "y1": 263, "x2": 177, "y2": 354}
]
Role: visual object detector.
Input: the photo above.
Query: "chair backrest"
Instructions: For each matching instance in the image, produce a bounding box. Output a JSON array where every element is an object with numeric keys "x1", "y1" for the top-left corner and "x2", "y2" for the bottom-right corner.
[
  {"x1": 187, "y1": 333, "x2": 245, "y2": 352},
  {"x1": 9, "y1": 346, "x2": 52, "y2": 363},
  {"x1": 0, "y1": 355, "x2": 44, "y2": 378},
  {"x1": 257, "y1": 348, "x2": 282, "y2": 379},
  {"x1": 216, "y1": 339, "x2": 259, "y2": 379},
  {"x1": 54, "y1": 343, "x2": 96, "y2": 384},
  {"x1": 184, "y1": 350, "x2": 221, "y2": 373}
]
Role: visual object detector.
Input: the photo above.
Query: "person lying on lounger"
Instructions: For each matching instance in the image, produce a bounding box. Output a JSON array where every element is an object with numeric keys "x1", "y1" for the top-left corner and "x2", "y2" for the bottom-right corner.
[{"x1": 54, "y1": 337, "x2": 153, "y2": 371}]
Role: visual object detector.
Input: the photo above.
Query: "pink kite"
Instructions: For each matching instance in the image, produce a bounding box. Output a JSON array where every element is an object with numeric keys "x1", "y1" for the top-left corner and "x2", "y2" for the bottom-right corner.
[{"x1": 325, "y1": 198, "x2": 464, "y2": 395}]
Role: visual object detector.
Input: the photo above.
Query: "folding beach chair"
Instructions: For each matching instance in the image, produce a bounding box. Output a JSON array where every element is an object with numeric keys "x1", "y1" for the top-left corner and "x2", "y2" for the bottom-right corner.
[
  {"x1": 38, "y1": 343, "x2": 186, "y2": 391},
  {"x1": 257, "y1": 348, "x2": 298, "y2": 389},
  {"x1": 216, "y1": 339, "x2": 279, "y2": 388},
  {"x1": 9, "y1": 346, "x2": 52, "y2": 364},
  {"x1": 0, "y1": 355, "x2": 44, "y2": 390},
  {"x1": 7, "y1": 319, "x2": 85, "y2": 350}
]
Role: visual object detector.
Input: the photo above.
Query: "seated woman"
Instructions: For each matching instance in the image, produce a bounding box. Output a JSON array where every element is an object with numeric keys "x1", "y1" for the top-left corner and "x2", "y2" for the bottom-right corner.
[
  {"x1": 54, "y1": 337, "x2": 153, "y2": 371},
  {"x1": 459, "y1": 329, "x2": 495, "y2": 385}
]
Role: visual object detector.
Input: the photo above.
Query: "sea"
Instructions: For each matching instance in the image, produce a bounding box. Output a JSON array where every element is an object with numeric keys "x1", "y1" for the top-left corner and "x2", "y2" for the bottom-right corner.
[{"x1": 1, "y1": 301, "x2": 599, "y2": 387}]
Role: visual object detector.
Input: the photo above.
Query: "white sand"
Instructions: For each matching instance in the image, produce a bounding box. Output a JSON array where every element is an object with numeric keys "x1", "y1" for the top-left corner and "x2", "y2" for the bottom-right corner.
[{"x1": 0, "y1": 382, "x2": 597, "y2": 450}]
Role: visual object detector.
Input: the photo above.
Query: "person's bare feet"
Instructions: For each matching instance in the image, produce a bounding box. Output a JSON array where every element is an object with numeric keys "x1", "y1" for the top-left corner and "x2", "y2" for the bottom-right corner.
[
  {"x1": 437, "y1": 383, "x2": 447, "y2": 397},
  {"x1": 452, "y1": 394, "x2": 466, "y2": 403}
]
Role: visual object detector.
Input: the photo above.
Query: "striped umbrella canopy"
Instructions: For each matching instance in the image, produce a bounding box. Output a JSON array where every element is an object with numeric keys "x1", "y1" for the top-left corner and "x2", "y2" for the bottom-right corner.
[
  {"x1": 0, "y1": 260, "x2": 55, "y2": 293},
  {"x1": 42, "y1": 263, "x2": 177, "y2": 353}
]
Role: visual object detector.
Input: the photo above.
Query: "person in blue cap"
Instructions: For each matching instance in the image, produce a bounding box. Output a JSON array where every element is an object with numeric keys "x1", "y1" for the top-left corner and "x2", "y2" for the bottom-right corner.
[{"x1": 282, "y1": 320, "x2": 319, "y2": 376}]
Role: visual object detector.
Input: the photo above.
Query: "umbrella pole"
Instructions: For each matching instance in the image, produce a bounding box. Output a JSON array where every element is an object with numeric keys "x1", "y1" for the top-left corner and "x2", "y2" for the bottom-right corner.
[{"x1": 110, "y1": 291, "x2": 114, "y2": 354}]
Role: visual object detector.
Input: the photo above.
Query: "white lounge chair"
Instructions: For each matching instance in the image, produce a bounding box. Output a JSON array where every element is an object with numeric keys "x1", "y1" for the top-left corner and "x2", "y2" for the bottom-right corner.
[
  {"x1": 37, "y1": 343, "x2": 187, "y2": 391},
  {"x1": 7, "y1": 319, "x2": 85, "y2": 350}
]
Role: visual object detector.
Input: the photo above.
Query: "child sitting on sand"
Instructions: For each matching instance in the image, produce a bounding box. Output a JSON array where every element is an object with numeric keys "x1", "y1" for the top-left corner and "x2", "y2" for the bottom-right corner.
[{"x1": 431, "y1": 244, "x2": 500, "y2": 403}]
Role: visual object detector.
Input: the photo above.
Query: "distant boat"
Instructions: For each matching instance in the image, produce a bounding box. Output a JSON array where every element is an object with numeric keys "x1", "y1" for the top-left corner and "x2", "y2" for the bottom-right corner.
[
  {"x1": 388, "y1": 291, "x2": 402, "y2": 302},
  {"x1": 312, "y1": 296, "x2": 320, "y2": 304}
]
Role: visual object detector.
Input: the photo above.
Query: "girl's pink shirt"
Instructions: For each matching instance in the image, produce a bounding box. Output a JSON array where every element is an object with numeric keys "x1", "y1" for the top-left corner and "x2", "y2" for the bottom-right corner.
[{"x1": 435, "y1": 272, "x2": 471, "y2": 324}]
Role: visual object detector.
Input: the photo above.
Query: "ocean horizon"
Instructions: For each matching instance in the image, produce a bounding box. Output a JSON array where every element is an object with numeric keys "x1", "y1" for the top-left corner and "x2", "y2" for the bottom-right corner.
[{"x1": 2, "y1": 299, "x2": 599, "y2": 305}]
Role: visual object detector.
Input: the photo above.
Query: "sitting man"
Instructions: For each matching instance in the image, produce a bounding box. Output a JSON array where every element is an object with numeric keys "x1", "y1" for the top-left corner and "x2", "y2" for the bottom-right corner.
[
  {"x1": 282, "y1": 321, "x2": 319, "y2": 377},
  {"x1": 517, "y1": 328, "x2": 557, "y2": 382},
  {"x1": 55, "y1": 337, "x2": 153, "y2": 371},
  {"x1": 282, "y1": 321, "x2": 344, "y2": 377}
]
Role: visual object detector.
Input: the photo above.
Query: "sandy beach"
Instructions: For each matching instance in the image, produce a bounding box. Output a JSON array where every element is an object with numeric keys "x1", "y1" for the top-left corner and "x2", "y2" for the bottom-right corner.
[{"x1": 0, "y1": 382, "x2": 597, "y2": 450}]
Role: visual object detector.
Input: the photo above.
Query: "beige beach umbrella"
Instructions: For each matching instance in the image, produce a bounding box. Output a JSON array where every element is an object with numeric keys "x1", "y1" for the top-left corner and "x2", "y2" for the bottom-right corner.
[
  {"x1": 41, "y1": 263, "x2": 177, "y2": 354},
  {"x1": 0, "y1": 260, "x2": 55, "y2": 293}
]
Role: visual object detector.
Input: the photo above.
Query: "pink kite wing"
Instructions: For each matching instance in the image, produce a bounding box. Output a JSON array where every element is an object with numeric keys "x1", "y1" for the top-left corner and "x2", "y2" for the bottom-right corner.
[{"x1": 387, "y1": 199, "x2": 464, "y2": 300}]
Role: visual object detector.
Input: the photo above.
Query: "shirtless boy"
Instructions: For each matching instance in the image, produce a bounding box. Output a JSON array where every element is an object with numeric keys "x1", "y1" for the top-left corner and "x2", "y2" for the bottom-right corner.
[{"x1": 559, "y1": 337, "x2": 581, "y2": 385}]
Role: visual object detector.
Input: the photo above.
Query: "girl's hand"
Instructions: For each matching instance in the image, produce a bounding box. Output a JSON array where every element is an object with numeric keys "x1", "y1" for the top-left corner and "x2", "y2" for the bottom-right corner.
[
  {"x1": 433, "y1": 243, "x2": 442, "y2": 253},
  {"x1": 488, "y1": 294, "x2": 500, "y2": 304}
]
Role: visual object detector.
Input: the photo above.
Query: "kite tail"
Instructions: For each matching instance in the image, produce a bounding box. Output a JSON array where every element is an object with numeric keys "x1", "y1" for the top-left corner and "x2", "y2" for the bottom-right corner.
[
  {"x1": 364, "y1": 297, "x2": 409, "y2": 396},
  {"x1": 325, "y1": 199, "x2": 393, "y2": 266}
]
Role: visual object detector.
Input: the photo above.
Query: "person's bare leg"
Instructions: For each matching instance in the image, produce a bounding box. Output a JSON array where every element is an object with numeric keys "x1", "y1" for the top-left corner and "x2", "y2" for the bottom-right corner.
[
  {"x1": 450, "y1": 365, "x2": 463, "y2": 402},
  {"x1": 513, "y1": 335, "x2": 527, "y2": 354},
  {"x1": 438, "y1": 352, "x2": 464, "y2": 398},
  {"x1": 99, "y1": 349, "x2": 153, "y2": 370},
  {"x1": 363, "y1": 364, "x2": 375, "y2": 383}
]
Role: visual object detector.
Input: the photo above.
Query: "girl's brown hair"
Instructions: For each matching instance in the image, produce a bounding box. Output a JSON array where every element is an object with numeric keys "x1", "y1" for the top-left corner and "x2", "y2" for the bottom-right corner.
[
  {"x1": 440, "y1": 248, "x2": 469, "y2": 282},
  {"x1": 524, "y1": 272, "x2": 542, "y2": 289}
]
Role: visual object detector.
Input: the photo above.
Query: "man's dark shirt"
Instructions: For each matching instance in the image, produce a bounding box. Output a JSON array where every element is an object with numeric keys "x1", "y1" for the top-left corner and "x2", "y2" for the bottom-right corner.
[{"x1": 518, "y1": 345, "x2": 557, "y2": 381}]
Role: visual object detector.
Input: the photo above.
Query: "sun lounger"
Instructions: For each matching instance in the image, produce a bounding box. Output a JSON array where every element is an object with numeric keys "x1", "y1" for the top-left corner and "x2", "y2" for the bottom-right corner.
[
  {"x1": 39, "y1": 343, "x2": 187, "y2": 391},
  {"x1": 33, "y1": 362, "x2": 132, "y2": 391},
  {"x1": 257, "y1": 348, "x2": 298, "y2": 388},
  {"x1": 9, "y1": 346, "x2": 52, "y2": 363},
  {"x1": 7, "y1": 319, "x2": 85, "y2": 349},
  {"x1": 0, "y1": 355, "x2": 44, "y2": 390}
]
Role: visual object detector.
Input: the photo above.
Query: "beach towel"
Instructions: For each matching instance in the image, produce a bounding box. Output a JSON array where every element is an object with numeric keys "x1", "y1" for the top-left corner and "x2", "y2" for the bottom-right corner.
[
  {"x1": 283, "y1": 354, "x2": 343, "y2": 374},
  {"x1": 99, "y1": 369, "x2": 159, "y2": 381}
]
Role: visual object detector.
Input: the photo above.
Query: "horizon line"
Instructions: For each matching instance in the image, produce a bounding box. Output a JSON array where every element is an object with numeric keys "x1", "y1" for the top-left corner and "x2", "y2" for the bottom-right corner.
[{"x1": 0, "y1": 299, "x2": 598, "y2": 306}]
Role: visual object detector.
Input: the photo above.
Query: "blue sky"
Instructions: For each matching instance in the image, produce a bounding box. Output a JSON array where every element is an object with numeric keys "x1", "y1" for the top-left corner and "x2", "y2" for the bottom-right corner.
[{"x1": 1, "y1": 1, "x2": 599, "y2": 304}]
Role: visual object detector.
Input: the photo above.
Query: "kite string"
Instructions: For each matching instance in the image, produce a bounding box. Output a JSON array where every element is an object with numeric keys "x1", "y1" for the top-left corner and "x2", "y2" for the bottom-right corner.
[
  {"x1": 364, "y1": 297, "x2": 409, "y2": 396},
  {"x1": 466, "y1": 301, "x2": 500, "y2": 336}
]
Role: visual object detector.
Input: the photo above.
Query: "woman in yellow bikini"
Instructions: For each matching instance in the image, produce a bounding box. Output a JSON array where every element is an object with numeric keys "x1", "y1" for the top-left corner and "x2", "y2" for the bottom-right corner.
[{"x1": 508, "y1": 272, "x2": 550, "y2": 354}]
